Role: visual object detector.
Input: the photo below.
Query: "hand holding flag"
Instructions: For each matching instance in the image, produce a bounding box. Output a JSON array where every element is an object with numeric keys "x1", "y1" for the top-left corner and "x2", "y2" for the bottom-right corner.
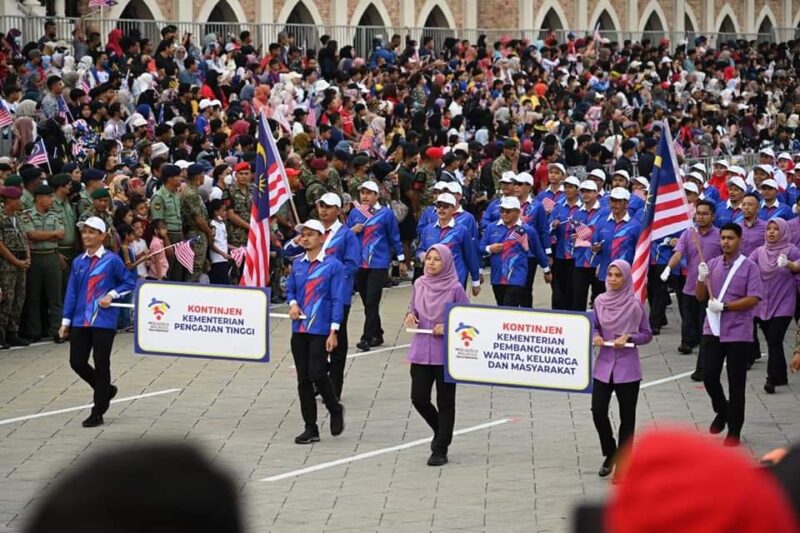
[{"x1": 174, "y1": 236, "x2": 200, "y2": 273}]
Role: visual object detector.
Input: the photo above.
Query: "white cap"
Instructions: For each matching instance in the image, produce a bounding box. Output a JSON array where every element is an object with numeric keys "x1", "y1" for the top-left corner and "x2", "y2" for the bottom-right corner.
[
  {"x1": 446, "y1": 182, "x2": 463, "y2": 195},
  {"x1": 726, "y1": 176, "x2": 747, "y2": 192},
  {"x1": 760, "y1": 178, "x2": 779, "y2": 189},
  {"x1": 778, "y1": 152, "x2": 792, "y2": 161},
  {"x1": 499, "y1": 171, "x2": 516, "y2": 184},
  {"x1": 499, "y1": 196, "x2": 521, "y2": 210},
  {"x1": 175, "y1": 160, "x2": 191, "y2": 169},
  {"x1": 687, "y1": 171, "x2": 705, "y2": 183},
  {"x1": 612, "y1": 169, "x2": 630, "y2": 182},
  {"x1": 728, "y1": 165, "x2": 746, "y2": 177},
  {"x1": 634, "y1": 176, "x2": 649, "y2": 188},
  {"x1": 130, "y1": 117, "x2": 147, "y2": 128},
  {"x1": 317, "y1": 192, "x2": 342, "y2": 207},
  {"x1": 754, "y1": 164, "x2": 773, "y2": 175},
  {"x1": 199, "y1": 99, "x2": 213, "y2": 110},
  {"x1": 358, "y1": 181, "x2": 379, "y2": 193},
  {"x1": 563, "y1": 176, "x2": 581, "y2": 188},
  {"x1": 691, "y1": 162, "x2": 706, "y2": 173},
  {"x1": 211, "y1": 99, "x2": 222, "y2": 108},
  {"x1": 609, "y1": 187, "x2": 631, "y2": 200},
  {"x1": 683, "y1": 182, "x2": 699, "y2": 195},
  {"x1": 579, "y1": 180, "x2": 598, "y2": 191},
  {"x1": 453, "y1": 142, "x2": 469, "y2": 154},
  {"x1": 295, "y1": 219, "x2": 325, "y2": 234},
  {"x1": 433, "y1": 181, "x2": 449, "y2": 191},
  {"x1": 513, "y1": 172, "x2": 533, "y2": 185},
  {"x1": 759, "y1": 147, "x2": 776, "y2": 158},
  {"x1": 435, "y1": 192, "x2": 457, "y2": 206},
  {"x1": 548, "y1": 163, "x2": 566, "y2": 175},
  {"x1": 151, "y1": 142, "x2": 169, "y2": 157},
  {"x1": 589, "y1": 168, "x2": 606, "y2": 181},
  {"x1": 714, "y1": 159, "x2": 730, "y2": 169},
  {"x1": 77, "y1": 216, "x2": 107, "y2": 233}
]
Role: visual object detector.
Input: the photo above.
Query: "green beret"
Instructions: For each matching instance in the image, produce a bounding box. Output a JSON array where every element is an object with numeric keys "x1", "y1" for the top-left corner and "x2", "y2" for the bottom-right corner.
[
  {"x1": 33, "y1": 184, "x2": 54, "y2": 196},
  {"x1": 90, "y1": 188, "x2": 111, "y2": 200},
  {"x1": 4, "y1": 174, "x2": 22, "y2": 187},
  {"x1": 49, "y1": 173, "x2": 71, "y2": 188},
  {"x1": 351, "y1": 155, "x2": 370, "y2": 168}
]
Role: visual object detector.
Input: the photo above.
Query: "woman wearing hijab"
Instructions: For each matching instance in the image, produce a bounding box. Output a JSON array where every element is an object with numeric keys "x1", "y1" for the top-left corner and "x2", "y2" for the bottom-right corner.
[
  {"x1": 591, "y1": 259, "x2": 652, "y2": 479},
  {"x1": 106, "y1": 29, "x2": 124, "y2": 58},
  {"x1": 748, "y1": 219, "x2": 800, "y2": 394},
  {"x1": 403, "y1": 245, "x2": 470, "y2": 466}
]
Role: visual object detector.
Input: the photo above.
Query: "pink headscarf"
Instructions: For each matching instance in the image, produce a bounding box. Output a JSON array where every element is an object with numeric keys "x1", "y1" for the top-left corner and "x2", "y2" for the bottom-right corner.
[
  {"x1": 413, "y1": 244, "x2": 465, "y2": 322},
  {"x1": 757, "y1": 218, "x2": 793, "y2": 280},
  {"x1": 594, "y1": 259, "x2": 643, "y2": 337}
]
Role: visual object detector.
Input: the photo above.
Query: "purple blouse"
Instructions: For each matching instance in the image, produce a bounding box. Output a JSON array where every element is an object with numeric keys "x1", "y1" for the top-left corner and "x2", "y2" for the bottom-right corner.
[
  {"x1": 592, "y1": 302, "x2": 652, "y2": 384},
  {"x1": 748, "y1": 245, "x2": 800, "y2": 320},
  {"x1": 407, "y1": 284, "x2": 471, "y2": 365}
]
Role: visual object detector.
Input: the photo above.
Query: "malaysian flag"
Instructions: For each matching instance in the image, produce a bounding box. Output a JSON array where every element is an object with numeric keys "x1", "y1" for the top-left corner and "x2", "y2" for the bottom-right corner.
[
  {"x1": 240, "y1": 113, "x2": 291, "y2": 287},
  {"x1": 57, "y1": 95, "x2": 70, "y2": 121},
  {"x1": 631, "y1": 123, "x2": 693, "y2": 301},
  {"x1": 71, "y1": 138, "x2": 84, "y2": 157},
  {"x1": 79, "y1": 76, "x2": 91, "y2": 94},
  {"x1": 304, "y1": 105, "x2": 317, "y2": 128},
  {"x1": 26, "y1": 139, "x2": 48, "y2": 166},
  {"x1": 0, "y1": 101, "x2": 13, "y2": 128},
  {"x1": 357, "y1": 128, "x2": 374, "y2": 153},
  {"x1": 511, "y1": 229, "x2": 529, "y2": 251},
  {"x1": 174, "y1": 236, "x2": 199, "y2": 273},
  {"x1": 570, "y1": 218, "x2": 594, "y2": 247},
  {"x1": 88, "y1": 0, "x2": 117, "y2": 7},
  {"x1": 353, "y1": 201, "x2": 374, "y2": 220},
  {"x1": 230, "y1": 246, "x2": 246, "y2": 267},
  {"x1": 541, "y1": 197, "x2": 556, "y2": 213}
]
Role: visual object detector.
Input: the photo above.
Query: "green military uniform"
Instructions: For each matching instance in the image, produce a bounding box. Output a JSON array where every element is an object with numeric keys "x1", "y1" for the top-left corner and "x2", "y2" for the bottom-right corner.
[
  {"x1": 180, "y1": 184, "x2": 209, "y2": 282},
  {"x1": 305, "y1": 177, "x2": 330, "y2": 220},
  {"x1": 223, "y1": 184, "x2": 251, "y2": 248},
  {"x1": 151, "y1": 185, "x2": 184, "y2": 281},
  {"x1": 414, "y1": 166, "x2": 438, "y2": 209},
  {"x1": 21, "y1": 189, "x2": 34, "y2": 212},
  {"x1": 327, "y1": 166, "x2": 344, "y2": 196},
  {"x1": 491, "y1": 154, "x2": 512, "y2": 194},
  {"x1": 78, "y1": 207, "x2": 116, "y2": 249},
  {"x1": 53, "y1": 193, "x2": 78, "y2": 254},
  {"x1": 348, "y1": 173, "x2": 370, "y2": 198},
  {"x1": 0, "y1": 209, "x2": 28, "y2": 344},
  {"x1": 21, "y1": 204, "x2": 64, "y2": 341},
  {"x1": 76, "y1": 189, "x2": 92, "y2": 217}
]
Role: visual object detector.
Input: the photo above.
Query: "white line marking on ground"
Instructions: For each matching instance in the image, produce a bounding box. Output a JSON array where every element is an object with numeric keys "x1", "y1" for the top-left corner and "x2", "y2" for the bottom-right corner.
[
  {"x1": 8, "y1": 341, "x2": 53, "y2": 351},
  {"x1": 0, "y1": 388, "x2": 183, "y2": 426},
  {"x1": 260, "y1": 418, "x2": 511, "y2": 482}
]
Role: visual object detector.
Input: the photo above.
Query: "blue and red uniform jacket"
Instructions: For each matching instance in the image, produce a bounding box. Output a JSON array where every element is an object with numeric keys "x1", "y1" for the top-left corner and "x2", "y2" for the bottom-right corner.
[
  {"x1": 287, "y1": 254, "x2": 345, "y2": 335},
  {"x1": 520, "y1": 197, "x2": 552, "y2": 255},
  {"x1": 480, "y1": 220, "x2": 549, "y2": 287},
  {"x1": 593, "y1": 213, "x2": 642, "y2": 280},
  {"x1": 480, "y1": 197, "x2": 502, "y2": 232},
  {"x1": 759, "y1": 200, "x2": 794, "y2": 221},
  {"x1": 346, "y1": 203, "x2": 404, "y2": 269},
  {"x1": 548, "y1": 200, "x2": 583, "y2": 260},
  {"x1": 418, "y1": 219, "x2": 481, "y2": 286},
  {"x1": 417, "y1": 205, "x2": 437, "y2": 239},
  {"x1": 572, "y1": 202, "x2": 608, "y2": 269},
  {"x1": 454, "y1": 208, "x2": 480, "y2": 241}
]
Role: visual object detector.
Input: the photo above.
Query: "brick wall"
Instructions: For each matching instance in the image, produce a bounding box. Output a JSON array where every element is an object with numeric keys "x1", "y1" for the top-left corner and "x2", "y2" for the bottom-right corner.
[{"x1": 477, "y1": 0, "x2": 519, "y2": 29}]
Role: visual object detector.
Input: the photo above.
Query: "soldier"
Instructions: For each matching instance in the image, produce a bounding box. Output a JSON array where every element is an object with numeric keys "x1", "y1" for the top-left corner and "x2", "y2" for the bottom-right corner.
[
  {"x1": 347, "y1": 155, "x2": 371, "y2": 198},
  {"x1": 0, "y1": 187, "x2": 31, "y2": 349},
  {"x1": 20, "y1": 168, "x2": 42, "y2": 212},
  {"x1": 78, "y1": 188, "x2": 118, "y2": 253},
  {"x1": 3, "y1": 174, "x2": 23, "y2": 192},
  {"x1": 491, "y1": 139, "x2": 519, "y2": 195},
  {"x1": 328, "y1": 150, "x2": 348, "y2": 196},
  {"x1": 150, "y1": 164, "x2": 184, "y2": 281},
  {"x1": 416, "y1": 147, "x2": 442, "y2": 209},
  {"x1": 224, "y1": 162, "x2": 252, "y2": 249},
  {"x1": 76, "y1": 169, "x2": 105, "y2": 217},
  {"x1": 21, "y1": 184, "x2": 65, "y2": 343},
  {"x1": 306, "y1": 157, "x2": 332, "y2": 219},
  {"x1": 49, "y1": 174, "x2": 78, "y2": 289},
  {"x1": 181, "y1": 164, "x2": 213, "y2": 282}
]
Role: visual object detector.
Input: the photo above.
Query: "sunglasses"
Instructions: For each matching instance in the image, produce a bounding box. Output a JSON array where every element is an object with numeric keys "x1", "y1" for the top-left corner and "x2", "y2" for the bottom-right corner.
[{"x1": 435, "y1": 203, "x2": 454, "y2": 209}]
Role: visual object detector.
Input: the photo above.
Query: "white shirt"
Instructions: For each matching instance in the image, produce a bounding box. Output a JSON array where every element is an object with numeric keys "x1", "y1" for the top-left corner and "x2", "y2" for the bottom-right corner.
[
  {"x1": 209, "y1": 219, "x2": 228, "y2": 264},
  {"x1": 132, "y1": 238, "x2": 148, "y2": 278}
]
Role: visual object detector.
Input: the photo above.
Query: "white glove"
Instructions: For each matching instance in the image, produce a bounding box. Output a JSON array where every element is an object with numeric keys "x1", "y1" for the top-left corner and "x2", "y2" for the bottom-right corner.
[
  {"x1": 778, "y1": 254, "x2": 789, "y2": 268},
  {"x1": 697, "y1": 262, "x2": 709, "y2": 282},
  {"x1": 659, "y1": 265, "x2": 671, "y2": 282},
  {"x1": 707, "y1": 298, "x2": 724, "y2": 313}
]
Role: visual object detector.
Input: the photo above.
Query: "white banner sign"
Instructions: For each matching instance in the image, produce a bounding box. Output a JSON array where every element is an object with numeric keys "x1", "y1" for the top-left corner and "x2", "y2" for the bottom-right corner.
[
  {"x1": 134, "y1": 281, "x2": 270, "y2": 362},
  {"x1": 445, "y1": 305, "x2": 593, "y2": 392}
]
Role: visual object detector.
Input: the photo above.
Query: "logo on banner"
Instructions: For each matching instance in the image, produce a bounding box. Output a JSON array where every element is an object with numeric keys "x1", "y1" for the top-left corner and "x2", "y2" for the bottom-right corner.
[
  {"x1": 453, "y1": 322, "x2": 480, "y2": 360},
  {"x1": 147, "y1": 298, "x2": 171, "y2": 332}
]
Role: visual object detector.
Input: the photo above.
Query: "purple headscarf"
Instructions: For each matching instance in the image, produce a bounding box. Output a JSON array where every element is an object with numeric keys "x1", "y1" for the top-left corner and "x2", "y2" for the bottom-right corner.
[
  {"x1": 594, "y1": 259, "x2": 643, "y2": 337},
  {"x1": 412, "y1": 244, "x2": 464, "y2": 322},
  {"x1": 757, "y1": 218, "x2": 793, "y2": 280}
]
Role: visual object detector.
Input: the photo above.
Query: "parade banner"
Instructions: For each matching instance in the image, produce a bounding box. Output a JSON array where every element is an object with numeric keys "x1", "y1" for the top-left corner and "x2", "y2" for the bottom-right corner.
[
  {"x1": 134, "y1": 281, "x2": 270, "y2": 362},
  {"x1": 444, "y1": 304, "x2": 593, "y2": 393}
]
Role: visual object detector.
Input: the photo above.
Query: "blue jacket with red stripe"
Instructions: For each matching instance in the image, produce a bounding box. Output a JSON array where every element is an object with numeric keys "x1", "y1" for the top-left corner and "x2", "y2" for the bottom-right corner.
[
  {"x1": 480, "y1": 220, "x2": 549, "y2": 286},
  {"x1": 548, "y1": 200, "x2": 583, "y2": 260},
  {"x1": 593, "y1": 213, "x2": 642, "y2": 280},
  {"x1": 346, "y1": 203, "x2": 404, "y2": 269},
  {"x1": 418, "y1": 219, "x2": 481, "y2": 286},
  {"x1": 572, "y1": 202, "x2": 609, "y2": 268},
  {"x1": 287, "y1": 253, "x2": 345, "y2": 335}
]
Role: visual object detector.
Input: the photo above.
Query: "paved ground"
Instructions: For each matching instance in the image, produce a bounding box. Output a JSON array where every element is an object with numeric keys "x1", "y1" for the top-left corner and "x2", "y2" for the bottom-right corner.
[{"x1": 1, "y1": 275, "x2": 799, "y2": 533}]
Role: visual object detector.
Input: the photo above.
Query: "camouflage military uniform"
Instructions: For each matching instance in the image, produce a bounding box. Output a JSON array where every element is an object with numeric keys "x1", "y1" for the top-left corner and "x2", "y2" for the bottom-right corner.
[
  {"x1": 299, "y1": 165, "x2": 315, "y2": 187},
  {"x1": 491, "y1": 154, "x2": 512, "y2": 193},
  {"x1": 348, "y1": 173, "x2": 370, "y2": 198},
  {"x1": 0, "y1": 210, "x2": 28, "y2": 343},
  {"x1": 327, "y1": 166, "x2": 344, "y2": 196},
  {"x1": 78, "y1": 207, "x2": 117, "y2": 250},
  {"x1": 414, "y1": 166, "x2": 438, "y2": 209},
  {"x1": 224, "y1": 184, "x2": 251, "y2": 248},
  {"x1": 76, "y1": 189, "x2": 93, "y2": 217},
  {"x1": 181, "y1": 184, "x2": 209, "y2": 282},
  {"x1": 305, "y1": 177, "x2": 329, "y2": 220}
]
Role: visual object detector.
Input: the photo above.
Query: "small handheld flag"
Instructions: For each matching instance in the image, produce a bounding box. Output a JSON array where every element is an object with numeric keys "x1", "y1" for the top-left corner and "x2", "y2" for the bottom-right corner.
[
  {"x1": 174, "y1": 236, "x2": 199, "y2": 274},
  {"x1": 26, "y1": 139, "x2": 48, "y2": 167}
]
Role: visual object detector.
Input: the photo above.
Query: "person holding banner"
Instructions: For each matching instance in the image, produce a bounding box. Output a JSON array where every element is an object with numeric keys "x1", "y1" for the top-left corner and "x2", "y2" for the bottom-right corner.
[
  {"x1": 287, "y1": 219, "x2": 346, "y2": 444},
  {"x1": 591, "y1": 259, "x2": 652, "y2": 479},
  {"x1": 58, "y1": 217, "x2": 136, "y2": 428},
  {"x1": 696, "y1": 223, "x2": 762, "y2": 447},
  {"x1": 404, "y1": 244, "x2": 469, "y2": 466}
]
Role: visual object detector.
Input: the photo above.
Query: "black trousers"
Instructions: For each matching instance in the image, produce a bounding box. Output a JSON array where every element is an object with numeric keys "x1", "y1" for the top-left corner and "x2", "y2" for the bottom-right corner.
[
  {"x1": 680, "y1": 294, "x2": 706, "y2": 347},
  {"x1": 69, "y1": 327, "x2": 116, "y2": 417},
  {"x1": 759, "y1": 316, "x2": 792, "y2": 385},
  {"x1": 492, "y1": 284, "x2": 526, "y2": 307},
  {"x1": 572, "y1": 266, "x2": 605, "y2": 311},
  {"x1": 291, "y1": 333, "x2": 342, "y2": 430},
  {"x1": 551, "y1": 258, "x2": 575, "y2": 310},
  {"x1": 166, "y1": 231, "x2": 185, "y2": 282},
  {"x1": 647, "y1": 265, "x2": 670, "y2": 328},
  {"x1": 701, "y1": 336, "x2": 749, "y2": 438},
  {"x1": 208, "y1": 261, "x2": 230, "y2": 285},
  {"x1": 357, "y1": 268, "x2": 387, "y2": 342},
  {"x1": 671, "y1": 275, "x2": 686, "y2": 319},
  {"x1": 410, "y1": 363, "x2": 456, "y2": 455},
  {"x1": 521, "y1": 258, "x2": 538, "y2": 308},
  {"x1": 750, "y1": 321, "x2": 762, "y2": 365},
  {"x1": 591, "y1": 378, "x2": 640, "y2": 458},
  {"x1": 329, "y1": 305, "x2": 350, "y2": 398}
]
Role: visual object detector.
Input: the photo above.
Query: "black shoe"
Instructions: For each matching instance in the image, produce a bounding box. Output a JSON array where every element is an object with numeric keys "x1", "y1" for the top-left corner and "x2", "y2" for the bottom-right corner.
[
  {"x1": 82, "y1": 414, "x2": 104, "y2": 428},
  {"x1": 598, "y1": 456, "x2": 615, "y2": 477},
  {"x1": 356, "y1": 340, "x2": 371, "y2": 352},
  {"x1": 7, "y1": 334, "x2": 30, "y2": 347},
  {"x1": 427, "y1": 453, "x2": 448, "y2": 466},
  {"x1": 690, "y1": 371, "x2": 703, "y2": 382},
  {"x1": 723, "y1": 434, "x2": 740, "y2": 447},
  {"x1": 677, "y1": 345, "x2": 693, "y2": 354},
  {"x1": 764, "y1": 381, "x2": 776, "y2": 394},
  {"x1": 53, "y1": 336, "x2": 65, "y2": 344},
  {"x1": 330, "y1": 405, "x2": 345, "y2": 436},
  {"x1": 709, "y1": 414, "x2": 727, "y2": 435},
  {"x1": 271, "y1": 296, "x2": 286, "y2": 304},
  {"x1": 109, "y1": 385, "x2": 118, "y2": 401},
  {"x1": 651, "y1": 327, "x2": 661, "y2": 336},
  {"x1": 369, "y1": 336, "x2": 384, "y2": 348},
  {"x1": 294, "y1": 428, "x2": 320, "y2": 444},
  {"x1": 0, "y1": 336, "x2": 9, "y2": 350}
]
